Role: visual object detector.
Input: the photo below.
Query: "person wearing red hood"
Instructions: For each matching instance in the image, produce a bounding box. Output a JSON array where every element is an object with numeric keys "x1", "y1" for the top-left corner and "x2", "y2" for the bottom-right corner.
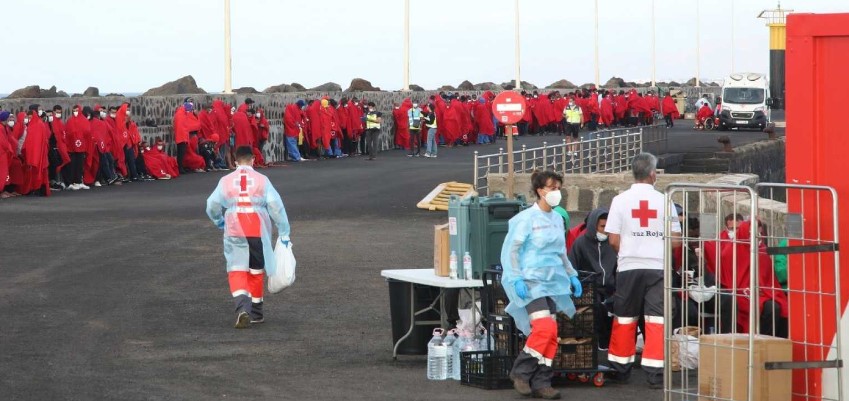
[
  {"x1": 713, "y1": 220, "x2": 788, "y2": 337},
  {"x1": 114, "y1": 103, "x2": 141, "y2": 181},
  {"x1": 0, "y1": 111, "x2": 16, "y2": 198},
  {"x1": 211, "y1": 100, "x2": 234, "y2": 169},
  {"x1": 18, "y1": 105, "x2": 51, "y2": 196},
  {"x1": 316, "y1": 98, "x2": 335, "y2": 157},
  {"x1": 443, "y1": 97, "x2": 463, "y2": 146},
  {"x1": 173, "y1": 97, "x2": 203, "y2": 173},
  {"x1": 104, "y1": 105, "x2": 129, "y2": 180},
  {"x1": 63, "y1": 105, "x2": 90, "y2": 190},
  {"x1": 283, "y1": 100, "x2": 306, "y2": 162},
  {"x1": 325, "y1": 99, "x2": 345, "y2": 158},
  {"x1": 474, "y1": 97, "x2": 495, "y2": 144},
  {"x1": 142, "y1": 138, "x2": 179, "y2": 180},
  {"x1": 90, "y1": 105, "x2": 121, "y2": 186},
  {"x1": 600, "y1": 93, "x2": 615, "y2": 129},
  {"x1": 695, "y1": 102, "x2": 714, "y2": 130},
  {"x1": 392, "y1": 100, "x2": 412, "y2": 150},
  {"x1": 46, "y1": 105, "x2": 71, "y2": 190},
  {"x1": 661, "y1": 92, "x2": 680, "y2": 128},
  {"x1": 347, "y1": 98, "x2": 364, "y2": 155}
]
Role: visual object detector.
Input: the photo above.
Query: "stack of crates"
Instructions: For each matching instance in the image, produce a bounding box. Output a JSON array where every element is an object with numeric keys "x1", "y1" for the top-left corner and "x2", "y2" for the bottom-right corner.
[{"x1": 553, "y1": 275, "x2": 598, "y2": 371}]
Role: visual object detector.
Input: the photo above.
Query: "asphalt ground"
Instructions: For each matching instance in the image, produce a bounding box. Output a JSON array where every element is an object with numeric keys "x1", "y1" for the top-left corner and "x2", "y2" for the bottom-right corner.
[{"x1": 0, "y1": 123, "x2": 784, "y2": 401}]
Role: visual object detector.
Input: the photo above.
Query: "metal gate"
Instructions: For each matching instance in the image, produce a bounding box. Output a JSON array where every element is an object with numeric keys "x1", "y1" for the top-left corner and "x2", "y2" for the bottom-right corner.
[{"x1": 662, "y1": 183, "x2": 842, "y2": 401}]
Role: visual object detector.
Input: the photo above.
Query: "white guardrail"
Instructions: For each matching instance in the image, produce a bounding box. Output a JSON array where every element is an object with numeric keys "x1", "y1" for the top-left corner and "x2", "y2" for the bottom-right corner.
[{"x1": 473, "y1": 125, "x2": 667, "y2": 195}]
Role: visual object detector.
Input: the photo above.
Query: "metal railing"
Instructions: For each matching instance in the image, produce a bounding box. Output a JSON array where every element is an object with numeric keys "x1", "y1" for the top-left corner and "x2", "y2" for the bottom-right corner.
[{"x1": 474, "y1": 125, "x2": 667, "y2": 194}]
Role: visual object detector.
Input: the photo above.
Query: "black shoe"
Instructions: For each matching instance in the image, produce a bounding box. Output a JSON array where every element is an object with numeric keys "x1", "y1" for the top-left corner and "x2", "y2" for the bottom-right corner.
[
  {"x1": 509, "y1": 374, "x2": 532, "y2": 396},
  {"x1": 607, "y1": 372, "x2": 631, "y2": 385},
  {"x1": 234, "y1": 311, "x2": 250, "y2": 329}
]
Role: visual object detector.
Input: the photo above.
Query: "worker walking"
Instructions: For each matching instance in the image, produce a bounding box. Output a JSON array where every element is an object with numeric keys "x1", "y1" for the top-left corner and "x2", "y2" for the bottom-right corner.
[{"x1": 364, "y1": 102, "x2": 383, "y2": 161}]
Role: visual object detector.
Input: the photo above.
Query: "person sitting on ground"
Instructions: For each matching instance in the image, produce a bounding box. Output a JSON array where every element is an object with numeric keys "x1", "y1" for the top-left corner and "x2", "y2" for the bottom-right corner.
[{"x1": 142, "y1": 138, "x2": 179, "y2": 180}]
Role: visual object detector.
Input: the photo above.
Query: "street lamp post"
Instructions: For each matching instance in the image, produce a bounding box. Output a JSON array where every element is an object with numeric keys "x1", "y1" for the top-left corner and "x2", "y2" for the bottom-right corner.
[
  {"x1": 731, "y1": 0, "x2": 735, "y2": 72},
  {"x1": 403, "y1": 0, "x2": 410, "y2": 91},
  {"x1": 651, "y1": 0, "x2": 656, "y2": 88},
  {"x1": 696, "y1": 0, "x2": 701, "y2": 87},
  {"x1": 515, "y1": 0, "x2": 521, "y2": 90},
  {"x1": 224, "y1": 0, "x2": 233, "y2": 94},
  {"x1": 594, "y1": 0, "x2": 600, "y2": 88}
]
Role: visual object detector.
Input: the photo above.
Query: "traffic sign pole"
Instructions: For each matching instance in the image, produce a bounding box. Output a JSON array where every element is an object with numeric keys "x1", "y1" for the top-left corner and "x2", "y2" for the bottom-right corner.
[
  {"x1": 490, "y1": 91, "x2": 527, "y2": 200},
  {"x1": 506, "y1": 124, "x2": 515, "y2": 199}
]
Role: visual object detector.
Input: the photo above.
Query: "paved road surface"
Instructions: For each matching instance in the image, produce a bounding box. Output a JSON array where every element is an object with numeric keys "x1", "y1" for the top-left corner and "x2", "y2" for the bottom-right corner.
[{"x1": 0, "y1": 124, "x2": 782, "y2": 401}]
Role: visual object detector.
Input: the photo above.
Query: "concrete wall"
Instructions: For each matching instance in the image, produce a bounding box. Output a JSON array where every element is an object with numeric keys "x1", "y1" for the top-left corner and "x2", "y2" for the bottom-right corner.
[{"x1": 729, "y1": 138, "x2": 786, "y2": 191}]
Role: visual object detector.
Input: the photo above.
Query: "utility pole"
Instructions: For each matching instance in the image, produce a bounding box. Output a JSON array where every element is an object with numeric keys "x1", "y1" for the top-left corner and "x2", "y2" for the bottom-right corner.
[
  {"x1": 403, "y1": 0, "x2": 410, "y2": 91},
  {"x1": 514, "y1": 0, "x2": 521, "y2": 90},
  {"x1": 224, "y1": 0, "x2": 233, "y2": 94}
]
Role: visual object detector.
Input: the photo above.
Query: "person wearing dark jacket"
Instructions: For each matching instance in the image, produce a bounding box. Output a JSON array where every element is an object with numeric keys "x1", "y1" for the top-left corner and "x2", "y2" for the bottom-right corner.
[{"x1": 568, "y1": 208, "x2": 617, "y2": 349}]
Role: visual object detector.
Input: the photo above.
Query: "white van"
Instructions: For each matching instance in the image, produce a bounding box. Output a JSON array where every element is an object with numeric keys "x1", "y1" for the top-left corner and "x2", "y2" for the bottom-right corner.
[{"x1": 718, "y1": 73, "x2": 772, "y2": 131}]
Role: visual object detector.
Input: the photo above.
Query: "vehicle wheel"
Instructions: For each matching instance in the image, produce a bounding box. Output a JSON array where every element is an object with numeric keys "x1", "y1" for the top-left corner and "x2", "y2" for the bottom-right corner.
[
  {"x1": 704, "y1": 118, "x2": 715, "y2": 130},
  {"x1": 593, "y1": 372, "x2": 605, "y2": 387},
  {"x1": 578, "y1": 374, "x2": 590, "y2": 383},
  {"x1": 567, "y1": 373, "x2": 578, "y2": 381}
]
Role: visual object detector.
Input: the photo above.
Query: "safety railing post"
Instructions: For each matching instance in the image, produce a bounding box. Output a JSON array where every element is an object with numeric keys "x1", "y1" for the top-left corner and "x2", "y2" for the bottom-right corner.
[{"x1": 473, "y1": 151, "x2": 479, "y2": 190}]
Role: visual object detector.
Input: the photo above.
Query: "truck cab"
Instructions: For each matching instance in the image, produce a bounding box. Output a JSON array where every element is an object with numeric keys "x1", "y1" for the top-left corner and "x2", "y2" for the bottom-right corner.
[{"x1": 718, "y1": 73, "x2": 771, "y2": 131}]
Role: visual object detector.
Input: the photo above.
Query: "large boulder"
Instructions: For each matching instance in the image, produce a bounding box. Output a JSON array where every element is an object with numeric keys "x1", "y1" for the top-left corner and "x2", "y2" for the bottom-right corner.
[
  {"x1": 6, "y1": 85, "x2": 42, "y2": 99},
  {"x1": 409, "y1": 84, "x2": 425, "y2": 92},
  {"x1": 346, "y1": 78, "x2": 379, "y2": 92},
  {"x1": 474, "y1": 82, "x2": 500, "y2": 91},
  {"x1": 263, "y1": 83, "x2": 298, "y2": 93},
  {"x1": 547, "y1": 79, "x2": 577, "y2": 89},
  {"x1": 234, "y1": 87, "x2": 260, "y2": 94},
  {"x1": 668, "y1": 81, "x2": 681, "y2": 87},
  {"x1": 309, "y1": 82, "x2": 343, "y2": 92},
  {"x1": 438, "y1": 85, "x2": 457, "y2": 92},
  {"x1": 57, "y1": 91, "x2": 70, "y2": 98},
  {"x1": 500, "y1": 81, "x2": 537, "y2": 91},
  {"x1": 604, "y1": 77, "x2": 627, "y2": 88},
  {"x1": 457, "y1": 80, "x2": 475, "y2": 91},
  {"x1": 291, "y1": 83, "x2": 307, "y2": 91},
  {"x1": 103, "y1": 93, "x2": 125, "y2": 97},
  {"x1": 142, "y1": 75, "x2": 207, "y2": 96},
  {"x1": 685, "y1": 77, "x2": 698, "y2": 86},
  {"x1": 83, "y1": 87, "x2": 100, "y2": 97}
]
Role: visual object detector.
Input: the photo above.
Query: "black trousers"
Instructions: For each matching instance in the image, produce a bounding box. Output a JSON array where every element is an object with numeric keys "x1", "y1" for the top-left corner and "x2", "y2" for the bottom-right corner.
[
  {"x1": 665, "y1": 114, "x2": 674, "y2": 127},
  {"x1": 365, "y1": 128, "x2": 380, "y2": 159},
  {"x1": 70, "y1": 152, "x2": 85, "y2": 184},
  {"x1": 124, "y1": 146, "x2": 139, "y2": 180},
  {"x1": 176, "y1": 142, "x2": 187, "y2": 172},
  {"x1": 511, "y1": 297, "x2": 556, "y2": 391},
  {"x1": 99, "y1": 152, "x2": 118, "y2": 182},
  {"x1": 408, "y1": 130, "x2": 421, "y2": 155}
]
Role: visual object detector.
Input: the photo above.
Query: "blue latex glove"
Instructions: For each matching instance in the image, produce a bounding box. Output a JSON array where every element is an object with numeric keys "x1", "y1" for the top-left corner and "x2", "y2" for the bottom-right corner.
[
  {"x1": 280, "y1": 238, "x2": 290, "y2": 246},
  {"x1": 570, "y1": 276, "x2": 583, "y2": 298},
  {"x1": 514, "y1": 280, "x2": 529, "y2": 300},
  {"x1": 216, "y1": 220, "x2": 225, "y2": 230}
]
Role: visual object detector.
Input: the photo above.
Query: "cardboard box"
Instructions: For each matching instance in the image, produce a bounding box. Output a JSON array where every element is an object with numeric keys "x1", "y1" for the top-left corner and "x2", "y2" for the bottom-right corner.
[
  {"x1": 434, "y1": 224, "x2": 450, "y2": 277},
  {"x1": 698, "y1": 334, "x2": 792, "y2": 401}
]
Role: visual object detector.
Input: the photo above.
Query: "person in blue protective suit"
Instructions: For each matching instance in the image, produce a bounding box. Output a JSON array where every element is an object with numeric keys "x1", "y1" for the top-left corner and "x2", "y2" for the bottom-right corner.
[
  {"x1": 206, "y1": 146, "x2": 291, "y2": 329},
  {"x1": 501, "y1": 170, "x2": 582, "y2": 400}
]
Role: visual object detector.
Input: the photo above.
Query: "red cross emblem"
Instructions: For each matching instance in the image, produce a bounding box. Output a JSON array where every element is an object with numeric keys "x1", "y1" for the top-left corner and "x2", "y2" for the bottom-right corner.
[
  {"x1": 235, "y1": 174, "x2": 254, "y2": 193},
  {"x1": 631, "y1": 200, "x2": 658, "y2": 228}
]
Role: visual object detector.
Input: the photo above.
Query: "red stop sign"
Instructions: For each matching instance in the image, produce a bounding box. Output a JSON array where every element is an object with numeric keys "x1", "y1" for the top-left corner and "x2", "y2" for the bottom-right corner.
[{"x1": 491, "y1": 91, "x2": 527, "y2": 125}]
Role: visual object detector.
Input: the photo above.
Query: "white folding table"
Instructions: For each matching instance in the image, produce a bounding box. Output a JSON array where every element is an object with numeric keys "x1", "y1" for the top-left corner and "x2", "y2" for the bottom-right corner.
[{"x1": 381, "y1": 269, "x2": 483, "y2": 359}]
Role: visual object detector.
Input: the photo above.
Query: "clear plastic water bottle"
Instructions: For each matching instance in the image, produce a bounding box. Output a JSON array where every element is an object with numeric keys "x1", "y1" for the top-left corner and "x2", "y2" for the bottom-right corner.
[
  {"x1": 449, "y1": 251, "x2": 458, "y2": 279},
  {"x1": 463, "y1": 252, "x2": 472, "y2": 280},
  {"x1": 443, "y1": 329, "x2": 456, "y2": 380},
  {"x1": 450, "y1": 330, "x2": 462, "y2": 379},
  {"x1": 427, "y1": 329, "x2": 447, "y2": 380}
]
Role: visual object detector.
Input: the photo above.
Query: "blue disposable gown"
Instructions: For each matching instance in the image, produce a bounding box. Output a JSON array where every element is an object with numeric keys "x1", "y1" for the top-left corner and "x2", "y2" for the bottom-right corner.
[
  {"x1": 501, "y1": 203, "x2": 578, "y2": 335},
  {"x1": 205, "y1": 167, "x2": 290, "y2": 277}
]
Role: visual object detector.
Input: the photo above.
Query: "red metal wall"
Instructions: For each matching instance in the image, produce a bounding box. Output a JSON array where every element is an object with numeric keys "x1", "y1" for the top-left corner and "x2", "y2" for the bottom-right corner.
[{"x1": 786, "y1": 13, "x2": 849, "y2": 400}]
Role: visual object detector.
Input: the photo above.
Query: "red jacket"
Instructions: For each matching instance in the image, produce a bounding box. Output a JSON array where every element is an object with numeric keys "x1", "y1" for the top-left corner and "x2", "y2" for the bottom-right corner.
[
  {"x1": 173, "y1": 106, "x2": 200, "y2": 144},
  {"x1": 232, "y1": 105, "x2": 254, "y2": 148}
]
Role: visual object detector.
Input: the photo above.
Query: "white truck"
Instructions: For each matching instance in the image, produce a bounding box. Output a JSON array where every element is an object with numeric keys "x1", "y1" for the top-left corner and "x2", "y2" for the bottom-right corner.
[{"x1": 718, "y1": 72, "x2": 772, "y2": 131}]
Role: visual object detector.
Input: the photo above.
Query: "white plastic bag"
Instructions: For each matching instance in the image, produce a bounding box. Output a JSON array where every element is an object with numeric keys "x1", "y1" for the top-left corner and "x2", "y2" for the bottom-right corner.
[
  {"x1": 671, "y1": 327, "x2": 700, "y2": 371},
  {"x1": 268, "y1": 239, "x2": 296, "y2": 293}
]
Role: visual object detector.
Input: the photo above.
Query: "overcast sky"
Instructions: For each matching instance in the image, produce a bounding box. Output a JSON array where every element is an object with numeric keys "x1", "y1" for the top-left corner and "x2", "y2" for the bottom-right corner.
[{"x1": 2, "y1": 0, "x2": 845, "y2": 94}]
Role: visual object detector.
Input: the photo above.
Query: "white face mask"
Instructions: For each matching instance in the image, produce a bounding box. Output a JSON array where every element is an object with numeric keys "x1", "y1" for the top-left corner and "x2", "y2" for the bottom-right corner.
[
  {"x1": 48, "y1": 116, "x2": 54, "y2": 122},
  {"x1": 596, "y1": 232, "x2": 608, "y2": 242},
  {"x1": 231, "y1": 108, "x2": 236, "y2": 115},
  {"x1": 110, "y1": 113, "x2": 117, "y2": 118},
  {"x1": 100, "y1": 111, "x2": 107, "y2": 118},
  {"x1": 145, "y1": 147, "x2": 151, "y2": 151},
  {"x1": 38, "y1": 110, "x2": 44, "y2": 116},
  {"x1": 24, "y1": 118, "x2": 30, "y2": 124},
  {"x1": 126, "y1": 111, "x2": 131, "y2": 116},
  {"x1": 55, "y1": 113, "x2": 62, "y2": 119},
  {"x1": 543, "y1": 189, "x2": 562, "y2": 207},
  {"x1": 255, "y1": 112, "x2": 261, "y2": 118},
  {"x1": 7, "y1": 121, "x2": 14, "y2": 128},
  {"x1": 727, "y1": 231, "x2": 736, "y2": 240},
  {"x1": 73, "y1": 111, "x2": 79, "y2": 117},
  {"x1": 413, "y1": 104, "x2": 419, "y2": 108},
  {"x1": 156, "y1": 145, "x2": 164, "y2": 151}
]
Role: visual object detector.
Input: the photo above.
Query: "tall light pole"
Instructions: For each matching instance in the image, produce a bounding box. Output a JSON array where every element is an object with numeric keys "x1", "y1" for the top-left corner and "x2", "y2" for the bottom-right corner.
[
  {"x1": 695, "y1": 0, "x2": 701, "y2": 87},
  {"x1": 731, "y1": 0, "x2": 735, "y2": 72},
  {"x1": 594, "y1": 0, "x2": 600, "y2": 88},
  {"x1": 224, "y1": 0, "x2": 233, "y2": 94},
  {"x1": 403, "y1": 0, "x2": 410, "y2": 91},
  {"x1": 651, "y1": 0, "x2": 656, "y2": 87},
  {"x1": 514, "y1": 0, "x2": 521, "y2": 90}
]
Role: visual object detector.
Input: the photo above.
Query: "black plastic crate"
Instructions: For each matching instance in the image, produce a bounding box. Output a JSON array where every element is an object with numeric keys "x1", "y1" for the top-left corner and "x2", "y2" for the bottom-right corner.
[
  {"x1": 557, "y1": 305, "x2": 595, "y2": 338},
  {"x1": 481, "y1": 267, "x2": 509, "y2": 317},
  {"x1": 489, "y1": 314, "x2": 526, "y2": 356},
  {"x1": 571, "y1": 275, "x2": 596, "y2": 307},
  {"x1": 460, "y1": 351, "x2": 515, "y2": 390},
  {"x1": 553, "y1": 337, "x2": 598, "y2": 371}
]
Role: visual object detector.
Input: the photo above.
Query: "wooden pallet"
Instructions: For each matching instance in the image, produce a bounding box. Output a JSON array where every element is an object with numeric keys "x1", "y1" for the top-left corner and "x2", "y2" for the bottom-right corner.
[{"x1": 417, "y1": 182, "x2": 476, "y2": 211}]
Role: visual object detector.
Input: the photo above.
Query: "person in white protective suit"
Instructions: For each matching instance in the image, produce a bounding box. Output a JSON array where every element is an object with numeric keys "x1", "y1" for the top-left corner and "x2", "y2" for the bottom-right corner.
[
  {"x1": 206, "y1": 146, "x2": 291, "y2": 328},
  {"x1": 500, "y1": 170, "x2": 583, "y2": 400}
]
